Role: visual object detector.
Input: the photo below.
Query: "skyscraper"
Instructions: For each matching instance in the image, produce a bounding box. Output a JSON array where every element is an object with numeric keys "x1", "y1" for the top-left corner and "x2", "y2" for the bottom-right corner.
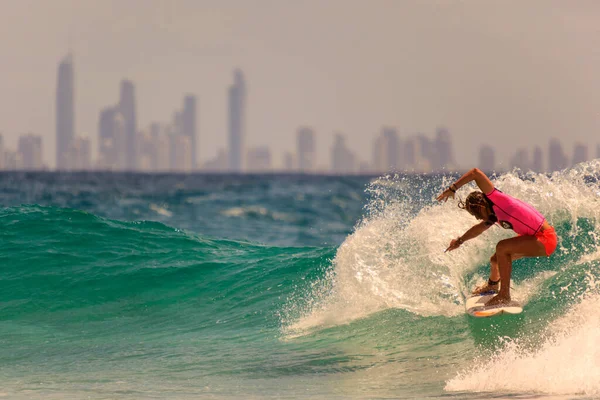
[
  {"x1": 381, "y1": 127, "x2": 400, "y2": 171},
  {"x1": 433, "y1": 127, "x2": 454, "y2": 171},
  {"x1": 510, "y1": 148, "x2": 530, "y2": 171},
  {"x1": 572, "y1": 143, "x2": 588, "y2": 166},
  {"x1": 56, "y1": 54, "x2": 75, "y2": 170},
  {"x1": 331, "y1": 133, "x2": 355, "y2": 174},
  {"x1": 182, "y1": 95, "x2": 197, "y2": 169},
  {"x1": 247, "y1": 147, "x2": 272, "y2": 173},
  {"x1": 18, "y1": 134, "x2": 43, "y2": 170},
  {"x1": 70, "y1": 135, "x2": 91, "y2": 170},
  {"x1": 228, "y1": 69, "x2": 246, "y2": 172},
  {"x1": 0, "y1": 133, "x2": 5, "y2": 170},
  {"x1": 98, "y1": 107, "x2": 127, "y2": 170},
  {"x1": 403, "y1": 135, "x2": 431, "y2": 172},
  {"x1": 119, "y1": 80, "x2": 137, "y2": 171},
  {"x1": 297, "y1": 127, "x2": 315, "y2": 173}
]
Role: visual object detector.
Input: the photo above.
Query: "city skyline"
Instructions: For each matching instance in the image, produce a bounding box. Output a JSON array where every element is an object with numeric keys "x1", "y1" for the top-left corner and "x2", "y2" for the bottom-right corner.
[
  {"x1": 0, "y1": 51, "x2": 596, "y2": 174},
  {"x1": 2, "y1": 1, "x2": 600, "y2": 170}
]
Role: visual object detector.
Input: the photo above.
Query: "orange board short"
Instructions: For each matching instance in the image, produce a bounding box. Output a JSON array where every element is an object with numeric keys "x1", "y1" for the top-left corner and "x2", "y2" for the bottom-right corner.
[{"x1": 535, "y1": 226, "x2": 558, "y2": 256}]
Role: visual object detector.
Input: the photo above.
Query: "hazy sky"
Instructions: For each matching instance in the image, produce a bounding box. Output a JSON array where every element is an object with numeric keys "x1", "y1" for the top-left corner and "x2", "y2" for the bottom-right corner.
[{"x1": 2, "y1": 0, "x2": 600, "y2": 169}]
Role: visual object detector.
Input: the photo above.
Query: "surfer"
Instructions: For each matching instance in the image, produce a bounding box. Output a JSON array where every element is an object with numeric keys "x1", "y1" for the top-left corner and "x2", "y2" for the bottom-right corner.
[{"x1": 436, "y1": 168, "x2": 557, "y2": 306}]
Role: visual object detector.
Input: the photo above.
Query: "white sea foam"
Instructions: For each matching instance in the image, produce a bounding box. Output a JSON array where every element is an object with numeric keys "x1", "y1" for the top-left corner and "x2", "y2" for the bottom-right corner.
[{"x1": 446, "y1": 275, "x2": 600, "y2": 396}]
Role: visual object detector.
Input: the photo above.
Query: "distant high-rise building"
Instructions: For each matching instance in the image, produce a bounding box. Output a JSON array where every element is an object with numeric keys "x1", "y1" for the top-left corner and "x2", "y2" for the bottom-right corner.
[
  {"x1": 381, "y1": 127, "x2": 400, "y2": 171},
  {"x1": 532, "y1": 146, "x2": 543, "y2": 172},
  {"x1": 4, "y1": 150, "x2": 20, "y2": 170},
  {"x1": 98, "y1": 107, "x2": 127, "y2": 170},
  {"x1": 331, "y1": 133, "x2": 355, "y2": 174},
  {"x1": 402, "y1": 135, "x2": 431, "y2": 172},
  {"x1": 0, "y1": 133, "x2": 4, "y2": 170},
  {"x1": 297, "y1": 127, "x2": 315, "y2": 173},
  {"x1": 203, "y1": 149, "x2": 228, "y2": 172},
  {"x1": 247, "y1": 147, "x2": 272, "y2": 173},
  {"x1": 70, "y1": 135, "x2": 91, "y2": 170},
  {"x1": 56, "y1": 54, "x2": 75, "y2": 170},
  {"x1": 572, "y1": 143, "x2": 588, "y2": 166},
  {"x1": 433, "y1": 127, "x2": 454, "y2": 171},
  {"x1": 403, "y1": 136, "x2": 417, "y2": 170},
  {"x1": 119, "y1": 80, "x2": 137, "y2": 171},
  {"x1": 548, "y1": 138, "x2": 569, "y2": 172},
  {"x1": 596, "y1": 144, "x2": 600, "y2": 159},
  {"x1": 510, "y1": 148, "x2": 530, "y2": 171},
  {"x1": 182, "y1": 95, "x2": 197, "y2": 169},
  {"x1": 98, "y1": 107, "x2": 115, "y2": 169},
  {"x1": 228, "y1": 69, "x2": 246, "y2": 172},
  {"x1": 150, "y1": 124, "x2": 170, "y2": 172},
  {"x1": 171, "y1": 134, "x2": 193, "y2": 172},
  {"x1": 479, "y1": 145, "x2": 495, "y2": 172},
  {"x1": 417, "y1": 134, "x2": 434, "y2": 172},
  {"x1": 18, "y1": 134, "x2": 43, "y2": 170}
]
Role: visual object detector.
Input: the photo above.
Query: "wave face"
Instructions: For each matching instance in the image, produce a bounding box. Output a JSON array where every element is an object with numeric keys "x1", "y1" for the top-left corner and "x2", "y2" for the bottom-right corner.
[{"x1": 1, "y1": 166, "x2": 600, "y2": 399}]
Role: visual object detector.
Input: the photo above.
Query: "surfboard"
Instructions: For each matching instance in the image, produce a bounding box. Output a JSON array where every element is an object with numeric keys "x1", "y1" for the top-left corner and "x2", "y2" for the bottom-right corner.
[{"x1": 465, "y1": 293, "x2": 523, "y2": 318}]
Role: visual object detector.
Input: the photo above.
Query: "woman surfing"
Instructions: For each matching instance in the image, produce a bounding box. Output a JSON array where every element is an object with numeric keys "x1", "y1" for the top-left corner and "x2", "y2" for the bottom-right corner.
[{"x1": 436, "y1": 168, "x2": 558, "y2": 307}]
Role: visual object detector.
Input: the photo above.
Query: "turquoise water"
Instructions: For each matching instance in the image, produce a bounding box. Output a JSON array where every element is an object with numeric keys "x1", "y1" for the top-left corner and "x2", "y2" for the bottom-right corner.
[{"x1": 1, "y1": 165, "x2": 600, "y2": 399}]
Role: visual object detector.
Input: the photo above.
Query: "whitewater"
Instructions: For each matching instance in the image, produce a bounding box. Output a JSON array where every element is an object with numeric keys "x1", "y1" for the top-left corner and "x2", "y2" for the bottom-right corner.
[{"x1": 1, "y1": 163, "x2": 599, "y2": 399}]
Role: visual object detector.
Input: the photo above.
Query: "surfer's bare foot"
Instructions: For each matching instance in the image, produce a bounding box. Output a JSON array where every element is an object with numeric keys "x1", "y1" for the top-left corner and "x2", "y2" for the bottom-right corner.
[
  {"x1": 485, "y1": 294, "x2": 510, "y2": 306},
  {"x1": 472, "y1": 282, "x2": 499, "y2": 295}
]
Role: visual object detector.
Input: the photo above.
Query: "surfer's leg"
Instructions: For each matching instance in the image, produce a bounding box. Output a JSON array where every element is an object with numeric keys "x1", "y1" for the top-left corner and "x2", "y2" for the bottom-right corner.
[
  {"x1": 490, "y1": 253, "x2": 500, "y2": 281},
  {"x1": 485, "y1": 236, "x2": 546, "y2": 306},
  {"x1": 472, "y1": 253, "x2": 501, "y2": 294}
]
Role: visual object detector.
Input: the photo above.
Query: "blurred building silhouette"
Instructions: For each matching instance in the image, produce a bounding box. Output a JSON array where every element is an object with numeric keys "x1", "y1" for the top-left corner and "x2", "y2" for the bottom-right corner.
[
  {"x1": 548, "y1": 138, "x2": 569, "y2": 172},
  {"x1": 403, "y1": 134, "x2": 432, "y2": 172},
  {"x1": 18, "y1": 134, "x2": 43, "y2": 170},
  {"x1": 432, "y1": 127, "x2": 451, "y2": 171},
  {"x1": 296, "y1": 127, "x2": 315, "y2": 173},
  {"x1": 371, "y1": 127, "x2": 400, "y2": 173},
  {"x1": 182, "y1": 95, "x2": 197, "y2": 169},
  {"x1": 56, "y1": 54, "x2": 75, "y2": 170},
  {"x1": 98, "y1": 107, "x2": 127, "y2": 170},
  {"x1": 228, "y1": 69, "x2": 246, "y2": 172},
  {"x1": 572, "y1": 142, "x2": 588, "y2": 166},
  {"x1": 479, "y1": 145, "x2": 495, "y2": 172},
  {"x1": 171, "y1": 133, "x2": 193, "y2": 172},
  {"x1": 119, "y1": 80, "x2": 137, "y2": 171},
  {"x1": 510, "y1": 148, "x2": 530, "y2": 171},
  {"x1": 247, "y1": 147, "x2": 272, "y2": 173},
  {"x1": 331, "y1": 133, "x2": 356, "y2": 174},
  {"x1": 68, "y1": 134, "x2": 91, "y2": 170},
  {"x1": 203, "y1": 149, "x2": 228, "y2": 172},
  {"x1": 0, "y1": 134, "x2": 4, "y2": 169}
]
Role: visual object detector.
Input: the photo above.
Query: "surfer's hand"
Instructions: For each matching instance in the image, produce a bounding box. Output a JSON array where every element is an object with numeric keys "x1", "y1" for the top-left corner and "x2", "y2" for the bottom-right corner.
[
  {"x1": 436, "y1": 187, "x2": 455, "y2": 202},
  {"x1": 445, "y1": 238, "x2": 462, "y2": 252}
]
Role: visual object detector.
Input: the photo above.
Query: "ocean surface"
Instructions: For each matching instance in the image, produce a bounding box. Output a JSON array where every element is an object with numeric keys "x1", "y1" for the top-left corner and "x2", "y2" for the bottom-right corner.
[{"x1": 1, "y1": 164, "x2": 600, "y2": 399}]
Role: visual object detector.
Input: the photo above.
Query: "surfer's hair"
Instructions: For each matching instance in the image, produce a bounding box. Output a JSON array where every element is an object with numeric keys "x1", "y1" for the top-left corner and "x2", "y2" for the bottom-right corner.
[{"x1": 458, "y1": 191, "x2": 489, "y2": 218}]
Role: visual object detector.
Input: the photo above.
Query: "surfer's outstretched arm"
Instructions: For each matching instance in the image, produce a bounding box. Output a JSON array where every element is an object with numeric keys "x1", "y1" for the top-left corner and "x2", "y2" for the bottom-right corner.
[
  {"x1": 437, "y1": 168, "x2": 494, "y2": 202},
  {"x1": 445, "y1": 221, "x2": 491, "y2": 252}
]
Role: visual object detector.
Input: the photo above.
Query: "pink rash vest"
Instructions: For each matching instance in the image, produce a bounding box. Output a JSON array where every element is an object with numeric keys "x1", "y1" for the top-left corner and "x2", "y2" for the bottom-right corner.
[{"x1": 484, "y1": 189, "x2": 545, "y2": 236}]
